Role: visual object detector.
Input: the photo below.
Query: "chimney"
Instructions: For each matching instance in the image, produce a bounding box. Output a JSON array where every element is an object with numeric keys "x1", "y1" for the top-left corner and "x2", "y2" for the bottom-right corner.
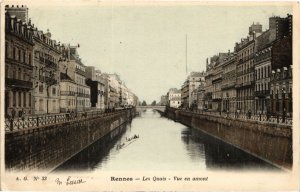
[{"x1": 5, "y1": 5, "x2": 29, "y2": 23}]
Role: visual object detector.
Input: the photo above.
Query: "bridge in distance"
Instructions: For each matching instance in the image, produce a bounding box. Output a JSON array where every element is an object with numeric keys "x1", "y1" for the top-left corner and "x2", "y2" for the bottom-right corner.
[{"x1": 136, "y1": 105, "x2": 166, "y2": 113}]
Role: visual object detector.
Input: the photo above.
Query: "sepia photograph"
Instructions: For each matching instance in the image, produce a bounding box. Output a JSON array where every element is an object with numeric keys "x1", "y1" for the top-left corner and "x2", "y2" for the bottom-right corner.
[{"x1": 0, "y1": 0, "x2": 299, "y2": 191}]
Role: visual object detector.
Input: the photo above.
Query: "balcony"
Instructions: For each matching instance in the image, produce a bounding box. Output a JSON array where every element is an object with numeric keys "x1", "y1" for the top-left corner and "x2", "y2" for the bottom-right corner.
[
  {"x1": 77, "y1": 93, "x2": 90, "y2": 98},
  {"x1": 45, "y1": 59, "x2": 58, "y2": 69},
  {"x1": 254, "y1": 90, "x2": 270, "y2": 97},
  {"x1": 76, "y1": 68, "x2": 86, "y2": 77},
  {"x1": 241, "y1": 81, "x2": 254, "y2": 88},
  {"x1": 39, "y1": 76, "x2": 58, "y2": 85},
  {"x1": 60, "y1": 91, "x2": 76, "y2": 96},
  {"x1": 6, "y1": 78, "x2": 33, "y2": 89},
  {"x1": 221, "y1": 82, "x2": 235, "y2": 90}
]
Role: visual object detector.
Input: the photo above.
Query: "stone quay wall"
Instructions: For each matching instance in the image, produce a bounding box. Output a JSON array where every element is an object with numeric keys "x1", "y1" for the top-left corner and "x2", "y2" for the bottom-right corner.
[
  {"x1": 5, "y1": 109, "x2": 135, "y2": 172},
  {"x1": 164, "y1": 107, "x2": 292, "y2": 170}
]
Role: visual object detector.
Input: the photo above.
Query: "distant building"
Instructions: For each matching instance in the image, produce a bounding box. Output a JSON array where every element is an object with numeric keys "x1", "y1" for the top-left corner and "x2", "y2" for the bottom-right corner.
[
  {"x1": 181, "y1": 72, "x2": 205, "y2": 109},
  {"x1": 86, "y1": 67, "x2": 105, "y2": 111},
  {"x1": 167, "y1": 88, "x2": 181, "y2": 108},
  {"x1": 196, "y1": 83, "x2": 206, "y2": 110},
  {"x1": 160, "y1": 95, "x2": 168, "y2": 106}
]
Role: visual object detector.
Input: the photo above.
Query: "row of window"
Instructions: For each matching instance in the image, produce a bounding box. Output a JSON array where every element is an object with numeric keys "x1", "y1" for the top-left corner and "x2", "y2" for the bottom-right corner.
[
  {"x1": 5, "y1": 42, "x2": 32, "y2": 65},
  {"x1": 10, "y1": 91, "x2": 31, "y2": 108},
  {"x1": 34, "y1": 51, "x2": 58, "y2": 64},
  {"x1": 237, "y1": 88, "x2": 253, "y2": 98},
  {"x1": 237, "y1": 73, "x2": 254, "y2": 84},
  {"x1": 5, "y1": 65, "x2": 30, "y2": 81},
  {"x1": 255, "y1": 65, "x2": 271, "y2": 80},
  {"x1": 237, "y1": 44, "x2": 255, "y2": 61},
  {"x1": 76, "y1": 75, "x2": 86, "y2": 85},
  {"x1": 255, "y1": 83, "x2": 270, "y2": 91},
  {"x1": 237, "y1": 60, "x2": 254, "y2": 73},
  {"x1": 38, "y1": 84, "x2": 58, "y2": 95}
]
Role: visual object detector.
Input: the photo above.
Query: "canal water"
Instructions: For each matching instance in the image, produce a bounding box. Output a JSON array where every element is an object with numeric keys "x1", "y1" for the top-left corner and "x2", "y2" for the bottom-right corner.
[{"x1": 55, "y1": 109, "x2": 279, "y2": 172}]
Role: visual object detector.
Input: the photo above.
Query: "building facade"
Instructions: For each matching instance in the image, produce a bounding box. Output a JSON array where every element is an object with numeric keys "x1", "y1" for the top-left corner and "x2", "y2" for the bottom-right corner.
[
  {"x1": 181, "y1": 72, "x2": 205, "y2": 109},
  {"x1": 167, "y1": 88, "x2": 181, "y2": 108},
  {"x1": 235, "y1": 23, "x2": 261, "y2": 113},
  {"x1": 32, "y1": 29, "x2": 61, "y2": 114},
  {"x1": 59, "y1": 73, "x2": 77, "y2": 112},
  {"x1": 254, "y1": 15, "x2": 292, "y2": 115},
  {"x1": 5, "y1": 8, "x2": 34, "y2": 117},
  {"x1": 59, "y1": 45, "x2": 91, "y2": 112},
  {"x1": 86, "y1": 66, "x2": 105, "y2": 111},
  {"x1": 270, "y1": 15, "x2": 292, "y2": 116},
  {"x1": 221, "y1": 53, "x2": 237, "y2": 112}
]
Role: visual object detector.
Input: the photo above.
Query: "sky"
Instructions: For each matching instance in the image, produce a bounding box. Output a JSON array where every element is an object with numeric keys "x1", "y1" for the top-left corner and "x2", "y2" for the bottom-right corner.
[{"x1": 25, "y1": 2, "x2": 293, "y2": 103}]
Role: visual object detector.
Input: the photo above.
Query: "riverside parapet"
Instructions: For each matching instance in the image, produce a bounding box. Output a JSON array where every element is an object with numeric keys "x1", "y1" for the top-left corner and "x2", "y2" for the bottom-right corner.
[{"x1": 5, "y1": 108, "x2": 136, "y2": 171}]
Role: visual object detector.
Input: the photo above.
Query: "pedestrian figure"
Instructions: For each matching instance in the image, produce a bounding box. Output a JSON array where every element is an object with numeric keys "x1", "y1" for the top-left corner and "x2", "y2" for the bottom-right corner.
[
  {"x1": 21, "y1": 109, "x2": 25, "y2": 120},
  {"x1": 282, "y1": 108, "x2": 286, "y2": 123},
  {"x1": 66, "y1": 109, "x2": 70, "y2": 120},
  {"x1": 247, "y1": 110, "x2": 251, "y2": 119},
  {"x1": 11, "y1": 108, "x2": 16, "y2": 119},
  {"x1": 18, "y1": 110, "x2": 23, "y2": 118}
]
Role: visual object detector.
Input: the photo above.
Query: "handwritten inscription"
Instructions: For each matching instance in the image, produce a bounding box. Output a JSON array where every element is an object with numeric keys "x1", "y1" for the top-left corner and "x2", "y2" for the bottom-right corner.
[
  {"x1": 116, "y1": 134, "x2": 139, "y2": 150},
  {"x1": 55, "y1": 176, "x2": 86, "y2": 186}
]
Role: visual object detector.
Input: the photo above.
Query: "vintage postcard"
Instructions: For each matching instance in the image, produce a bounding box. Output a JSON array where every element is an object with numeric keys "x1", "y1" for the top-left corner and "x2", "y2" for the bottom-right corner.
[{"x1": 0, "y1": 0, "x2": 299, "y2": 191}]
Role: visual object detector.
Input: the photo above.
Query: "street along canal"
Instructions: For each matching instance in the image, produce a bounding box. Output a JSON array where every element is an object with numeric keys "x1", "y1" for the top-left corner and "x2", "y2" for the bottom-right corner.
[{"x1": 55, "y1": 109, "x2": 279, "y2": 172}]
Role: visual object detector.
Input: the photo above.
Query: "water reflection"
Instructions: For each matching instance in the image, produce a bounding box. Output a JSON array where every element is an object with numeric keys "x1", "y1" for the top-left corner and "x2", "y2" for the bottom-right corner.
[
  {"x1": 181, "y1": 127, "x2": 278, "y2": 171},
  {"x1": 55, "y1": 109, "x2": 279, "y2": 172}
]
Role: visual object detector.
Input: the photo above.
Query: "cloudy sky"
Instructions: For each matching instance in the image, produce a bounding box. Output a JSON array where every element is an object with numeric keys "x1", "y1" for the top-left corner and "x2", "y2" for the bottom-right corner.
[{"x1": 26, "y1": 1, "x2": 293, "y2": 103}]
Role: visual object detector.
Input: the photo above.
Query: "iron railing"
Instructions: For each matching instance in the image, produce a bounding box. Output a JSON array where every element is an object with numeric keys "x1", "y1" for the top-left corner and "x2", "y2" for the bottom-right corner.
[
  {"x1": 5, "y1": 109, "x2": 130, "y2": 133},
  {"x1": 177, "y1": 109, "x2": 292, "y2": 126}
]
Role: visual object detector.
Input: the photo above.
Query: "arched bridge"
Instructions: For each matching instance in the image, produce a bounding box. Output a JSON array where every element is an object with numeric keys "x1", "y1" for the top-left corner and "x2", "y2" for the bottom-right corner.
[{"x1": 136, "y1": 105, "x2": 166, "y2": 113}]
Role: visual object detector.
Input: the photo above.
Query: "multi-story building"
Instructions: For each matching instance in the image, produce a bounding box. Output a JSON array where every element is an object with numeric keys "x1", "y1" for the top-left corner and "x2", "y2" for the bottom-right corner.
[
  {"x1": 181, "y1": 80, "x2": 189, "y2": 109},
  {"x1": 205, "y1": 53, "x2": 229, "y2": 111},
  {"x1": 211, "y1": 60, "x2": 223, "y2": 112},
  {"x1": 59, "y1": 72, "x2": 77, "y2": 112},
  {"x1": 270, "y1": 36, "x2": 292, "y2": 116},
  {"x1": 196, "y1": 83, "x2": 206, "y2": 110},
  {"x1": 167, "y1": 88, "x2": 181, "y2": 108},
  {"x1": 59, "y1": 45, "x2": 91, "y2": 112},
  {"x1": 204, "y1": 57, "x2": 216, "y2": 110},
  {"x1": 106, "y1": 74, "x2": 122, "y2": 109},
  {"x1": 86, "y1": 66, "x2": 105, "y2": 111},
  {"x1": 127, "y1": 91, "x2": 138, "y2": 107},
  {"x1": 270, "y1": 14, "x2": 293, "y2": 116},
  {"x1": 181, "y1": 72, "x2": 205, "y2": 109},
  {"x1": 32, "y1": 29, "x2": 61, "y2": 114},
  {"x1": 221, "y1": 52, "x2": 237, "y2": 112},
  {"x1": 5, "y1": 7, "x2": 34, "y2": 117},
  {"x1": 235, "y1": 23, "x2": 262, "y2": 113},
  {"x1": 254, "y1": 15, "x2": 292, "y2": 114},
  {"x1": 160, "y1": 95, "x2": 168, "y2": 106},
  {"x1": 120, "y1": 82, "x2": 129, "y2": 107}
]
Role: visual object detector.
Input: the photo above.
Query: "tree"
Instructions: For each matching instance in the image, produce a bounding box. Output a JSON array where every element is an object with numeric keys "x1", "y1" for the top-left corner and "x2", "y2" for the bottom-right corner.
[
  {"x1": 142, "y1": 100, "x2": 147, "y2": 106},
  {"x1": 151, "y1": 100, "x2": 156, "y2": 106}
]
